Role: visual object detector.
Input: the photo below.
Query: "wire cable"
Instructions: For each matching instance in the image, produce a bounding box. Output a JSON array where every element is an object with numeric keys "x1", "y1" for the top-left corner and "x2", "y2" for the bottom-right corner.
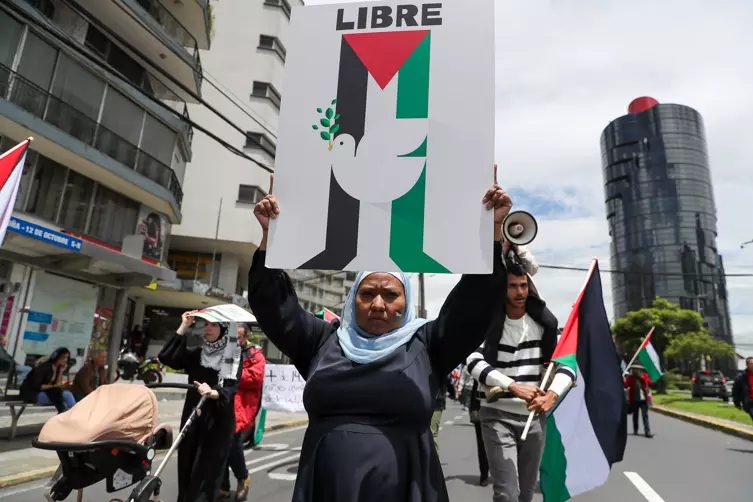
[
  {"x1": 8, "y1": 0, "x2": 274, "y2": 172},
  {"x1": 538, "y1": 264, "x2": 753, "y2": 278},
  {"x1": 201, "y1": 70, "x2": 278, "y2": 140}
]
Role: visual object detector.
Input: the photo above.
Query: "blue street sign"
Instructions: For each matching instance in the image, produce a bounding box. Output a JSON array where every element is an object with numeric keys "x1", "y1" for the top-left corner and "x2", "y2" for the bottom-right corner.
[{"x1": 8, "y1": 217, "x2": 83, "y2": 252}]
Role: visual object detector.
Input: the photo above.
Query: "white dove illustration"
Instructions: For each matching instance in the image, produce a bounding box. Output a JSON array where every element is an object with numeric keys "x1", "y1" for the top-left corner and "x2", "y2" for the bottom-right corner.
[
  {"x1": 330, "y1": 76, "x2": 427, "y2": 204},
  {"x1": 329, "y1": 76, "x2": 428, "y2": 271}
]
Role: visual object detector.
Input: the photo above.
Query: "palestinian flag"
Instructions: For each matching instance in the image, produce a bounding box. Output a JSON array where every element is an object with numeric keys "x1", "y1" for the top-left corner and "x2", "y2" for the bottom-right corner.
[
  {"x1": 302, "y1": 29, "x2": 448, "y2": 273},
  {"x1": 315, "y1": 308, "x2": 340, "y2": 323},
  {"x1": 0, "y1": 138, "x2": 31, "y2": 247},
  {"x1": 636, "y1": 330, "x2": 663, "y2": 383},
  {"x1": 540, "y1": 259, "x2": 627, "y2": 502}
]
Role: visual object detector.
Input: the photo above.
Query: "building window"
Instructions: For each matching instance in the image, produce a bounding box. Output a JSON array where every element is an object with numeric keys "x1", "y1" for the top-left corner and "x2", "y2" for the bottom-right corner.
[
  {"x1": 0, "y1": 10, "x2": 23, "y2": 68},
  {"x1": 245, "y1": 132, "x2": 276, "y2": 158},
  {"x1": 258, "y1": 35, "x2": 286, "y2": 62},
  {"x1": 89, "y1": 184, "x2": 139, "y2": 246},
  {"x1": 238, "y1": 185, "x2": 266, "y2": 205},
  {"x1": 251, "y1": 81, "x2": 281, "y2": 110},
  {"x1": 25, "y1": 156, "x2": 67, "y2": 222},
  {"x1": 264, "y1": 0, "x2": 291, "y2": 19},
  {"x1": 57, "y1": 170, "x2": 94, "y2": 232}
]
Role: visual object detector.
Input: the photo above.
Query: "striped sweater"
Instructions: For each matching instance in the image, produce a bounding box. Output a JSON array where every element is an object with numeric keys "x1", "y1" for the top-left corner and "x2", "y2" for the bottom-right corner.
[{"x1": 466, "y1": 314, "x2": 575, "y2": 415}]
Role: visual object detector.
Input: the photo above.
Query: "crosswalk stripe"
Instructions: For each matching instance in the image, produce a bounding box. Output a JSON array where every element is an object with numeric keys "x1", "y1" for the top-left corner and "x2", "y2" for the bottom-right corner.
[
  {"x1": 245, "y1": 450, "x2": 292, "y2": 466},
  {"x1": 247, "y1": 454, "x2": 300, "y2": 475}
]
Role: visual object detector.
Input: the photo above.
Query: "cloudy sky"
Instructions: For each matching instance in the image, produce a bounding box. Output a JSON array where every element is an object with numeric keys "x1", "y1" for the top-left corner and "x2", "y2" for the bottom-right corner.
[{"x1": 304, "y1": 0, "x2": 753, "y2": 354}]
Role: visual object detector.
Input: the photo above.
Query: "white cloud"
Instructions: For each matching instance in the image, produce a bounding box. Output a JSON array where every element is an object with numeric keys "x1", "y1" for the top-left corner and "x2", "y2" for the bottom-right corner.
[{"x1": 305, "y1": 0, "x2": 753, "y2": 355}]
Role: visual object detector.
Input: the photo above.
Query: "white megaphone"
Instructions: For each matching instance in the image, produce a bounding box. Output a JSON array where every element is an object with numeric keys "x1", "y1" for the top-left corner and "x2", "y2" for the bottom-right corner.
[{"x1": 502, "y1": 210, "x2": 538, "y2": 246}]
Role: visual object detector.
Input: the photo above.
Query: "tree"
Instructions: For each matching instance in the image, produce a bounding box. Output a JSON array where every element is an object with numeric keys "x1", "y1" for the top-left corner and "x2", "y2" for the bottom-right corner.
[
  {"x1": 612, "y1": 298, "x2": 705, "y2": 358},
  {"x1": 664, "y1": 332, "x2": 736, "y2": 372}
]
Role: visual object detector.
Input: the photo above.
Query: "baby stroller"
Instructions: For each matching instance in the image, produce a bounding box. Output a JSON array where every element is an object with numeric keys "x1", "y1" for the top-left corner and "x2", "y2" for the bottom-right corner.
[{"x1": 32, "y1": 383, "x2": 207, "y2": 502}]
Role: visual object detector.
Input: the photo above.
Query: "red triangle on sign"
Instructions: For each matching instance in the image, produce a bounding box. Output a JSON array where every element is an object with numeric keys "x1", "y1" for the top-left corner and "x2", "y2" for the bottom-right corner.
[
  {"x1": 0, "y1": 140, "x2": 29, "y2": 189},
  {"x1": 344, "y1": 30, "x2": 430, "y2": 90}
]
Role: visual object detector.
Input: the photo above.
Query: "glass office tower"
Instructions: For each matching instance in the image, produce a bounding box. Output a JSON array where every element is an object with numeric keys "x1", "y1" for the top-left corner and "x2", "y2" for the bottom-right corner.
[{"x1": 601, "y1": 97, "x2": 733, "y2": 345}]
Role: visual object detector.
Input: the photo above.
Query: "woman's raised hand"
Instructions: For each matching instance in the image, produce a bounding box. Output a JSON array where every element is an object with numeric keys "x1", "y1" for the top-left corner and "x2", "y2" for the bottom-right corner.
[
  {"x1": 482, "y1": 165, "x2": 513, "y2": 241},
  {"x1": 254, "y1": 174, "x2": 280, "y2": 232}
]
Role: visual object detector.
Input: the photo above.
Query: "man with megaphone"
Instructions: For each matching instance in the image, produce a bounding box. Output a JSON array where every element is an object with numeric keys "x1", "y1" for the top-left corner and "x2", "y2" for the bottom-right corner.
[{"x1": 465, "y1": 211, "x2": 575, "y2": 502}]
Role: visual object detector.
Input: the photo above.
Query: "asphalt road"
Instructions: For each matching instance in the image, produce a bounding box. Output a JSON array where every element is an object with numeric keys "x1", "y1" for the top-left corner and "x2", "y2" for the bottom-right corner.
[{"x1": 0, "y1": 401, "x2": 751, "y2": 501}]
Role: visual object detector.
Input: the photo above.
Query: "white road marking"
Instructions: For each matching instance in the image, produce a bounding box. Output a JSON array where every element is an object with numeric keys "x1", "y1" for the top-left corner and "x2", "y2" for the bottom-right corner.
[
  {"x1": 438, "y1": 427, "x2": 444, "y2": 431},
  {"x1": 245, "y1": 450, "x2": 292, "y2": 466},
  {"x1": 247, "y1": 454, "x2": 300, "y2": 475},
  {"x1": 0, "y1": 423, "x2": 309, "y2": 498},
  {"x1": 443, "y1": 420, "x2": 454, "y2": 425},
  {"x1": 254, "y1": 443, "x2": 289, "y2": 451},
  {"x1": 454, "y1": 415, "x2": 463, "y2": 420},
  {"x1": 268, "y1": 472, "x2": 298, "y2": 481},
  {"x1": 624, "y1": 472, "x2": 666, "y2": 502},
  {"x1": 0, "y1": 483, "x2": 47, "y2": 499}
]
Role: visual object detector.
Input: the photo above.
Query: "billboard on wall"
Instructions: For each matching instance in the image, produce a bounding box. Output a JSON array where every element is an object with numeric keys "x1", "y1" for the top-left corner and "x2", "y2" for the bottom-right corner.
[
  {"x1": 136, "y1": 206, "x2": 169, "y2": 263},
  {"x1": 22, "y1": 273, "x2": 99, "y2": 367}
]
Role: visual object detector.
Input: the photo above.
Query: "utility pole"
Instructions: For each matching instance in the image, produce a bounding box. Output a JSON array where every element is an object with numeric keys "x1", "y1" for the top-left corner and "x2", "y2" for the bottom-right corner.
[
  {"x1": 209, "y1": 197, "x2": 223, "y2": 288},
  {"x1": 418, "y1": 273, "x2": 427, "y2": 319}
]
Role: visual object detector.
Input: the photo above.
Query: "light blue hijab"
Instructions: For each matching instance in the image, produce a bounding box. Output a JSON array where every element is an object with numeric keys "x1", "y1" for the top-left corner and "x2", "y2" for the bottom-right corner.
[{"x1": 336, "y1": 271, "x2": 429, "y2": 364}]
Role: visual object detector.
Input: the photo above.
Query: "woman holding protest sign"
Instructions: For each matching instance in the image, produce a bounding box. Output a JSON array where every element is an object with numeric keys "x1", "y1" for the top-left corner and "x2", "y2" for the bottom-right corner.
[
  {"x1": 247, "y1": 167, "x2": 511, "y2": 502},
  {"x1": 158, "y1": 312, "x2": 242, "y2": 502}
]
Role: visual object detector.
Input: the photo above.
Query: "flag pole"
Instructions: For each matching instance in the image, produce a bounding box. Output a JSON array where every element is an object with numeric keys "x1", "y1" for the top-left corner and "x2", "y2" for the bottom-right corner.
[
  {"x1": 622, "y1": 326, "x2": 655, "y2": 377},
  {"x1": 520, "y1": 362, "x2": 555, "y2": 441}
]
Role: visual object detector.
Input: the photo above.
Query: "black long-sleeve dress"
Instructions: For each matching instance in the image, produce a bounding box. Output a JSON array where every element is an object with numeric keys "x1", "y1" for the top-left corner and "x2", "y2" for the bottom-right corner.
[
  {"x1": 247, "y1": 242, "x2": 506, "y2": 502},
  {"x1": 158, "y1": 334, "x2": 240, "y2": 502}
]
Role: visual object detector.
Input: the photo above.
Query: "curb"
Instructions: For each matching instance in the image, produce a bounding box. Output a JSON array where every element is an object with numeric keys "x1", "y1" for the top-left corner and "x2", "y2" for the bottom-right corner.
[
  {"x1": 652, "y1": 405, "x2": 753, "y2": 442},
  {"x1": 0, "y1": 417, "x2": 310, "y2": 489}
]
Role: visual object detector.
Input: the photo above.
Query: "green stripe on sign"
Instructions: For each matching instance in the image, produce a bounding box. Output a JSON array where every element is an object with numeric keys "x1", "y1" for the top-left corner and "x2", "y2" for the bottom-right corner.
[
  {"x1": 396, "y1": 32, "x2": 430, "y2": 119},
  {"x1": 539, "y1": 416, "x2": 571, "y2": 502},
  {"x1": 390, "y1": 163, "x2": 449, "y2": 273}
]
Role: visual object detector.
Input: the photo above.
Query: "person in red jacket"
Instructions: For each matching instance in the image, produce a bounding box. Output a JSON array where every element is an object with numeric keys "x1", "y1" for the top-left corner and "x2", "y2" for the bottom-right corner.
[
  {"x1": 220, "y1": 323, "x2": 266, "y2": 501},
  {"x1": 624, "y1": 366, "x2": 654, "y2": 438}
]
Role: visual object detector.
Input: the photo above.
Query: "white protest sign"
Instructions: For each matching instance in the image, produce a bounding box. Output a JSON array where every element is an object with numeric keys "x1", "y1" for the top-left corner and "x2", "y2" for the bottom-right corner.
[
  {"x1": 261, "y1": 364, "x2": 307, "y2": 413},
  {"x1": 189, "y1": 304, "x2": 257, "y2": 323},
  {"x1": 267, "y1": 0, "x2": 495, "y2": 274}
]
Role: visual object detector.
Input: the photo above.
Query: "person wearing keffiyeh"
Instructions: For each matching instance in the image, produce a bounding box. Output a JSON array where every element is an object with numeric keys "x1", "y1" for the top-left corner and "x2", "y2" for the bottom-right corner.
[{"x1": 158, "y1": 310, "x2": 242, "y2": 502}]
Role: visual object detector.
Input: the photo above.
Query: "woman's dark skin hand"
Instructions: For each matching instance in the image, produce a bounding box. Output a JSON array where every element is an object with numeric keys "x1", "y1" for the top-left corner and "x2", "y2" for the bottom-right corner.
[
  {"x1": 355, "y1": 274, "x2": 407, "y2": 335},
  {"x1": 254, "y1": 174, "x2": 279, "y2": 250},
  {"x1": 482, "y1": 165, "x2": 513, "y2": 241}
]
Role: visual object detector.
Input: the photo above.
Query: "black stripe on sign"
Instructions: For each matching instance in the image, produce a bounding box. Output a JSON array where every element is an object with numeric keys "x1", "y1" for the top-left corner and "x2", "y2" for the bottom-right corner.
[
  {"x1": 301, "y1": 36, "x2": 366, "y2": 270},
  {"x1": 577, "y1": 262, "x2": 628, "y2": 465}
]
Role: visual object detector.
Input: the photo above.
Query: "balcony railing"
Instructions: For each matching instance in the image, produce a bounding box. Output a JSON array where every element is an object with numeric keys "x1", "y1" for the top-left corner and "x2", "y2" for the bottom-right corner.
[
  {"x1": 135, "y1": 0, "x2": 201, "y2": 70},
  {"x1": 0, "y1": 64, "x2": 183, "y2": 206}
]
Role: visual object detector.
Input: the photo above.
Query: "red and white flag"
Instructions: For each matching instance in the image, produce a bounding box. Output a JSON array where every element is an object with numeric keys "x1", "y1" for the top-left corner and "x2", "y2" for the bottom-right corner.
[{"x1": 0, "y1": 138, "x2": 32, "y2": 246}]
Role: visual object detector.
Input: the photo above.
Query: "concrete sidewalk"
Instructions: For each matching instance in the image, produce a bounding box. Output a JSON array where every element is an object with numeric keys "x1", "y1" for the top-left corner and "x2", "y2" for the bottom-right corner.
[{"x1": 0, "y1": 398, "x2": 308, "y2": 487}]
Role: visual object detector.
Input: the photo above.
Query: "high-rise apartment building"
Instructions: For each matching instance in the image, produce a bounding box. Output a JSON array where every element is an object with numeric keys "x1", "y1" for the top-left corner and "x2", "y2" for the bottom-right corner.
[
  {"x1": 0, "y1": 0, "x2": 209, "y2": 375},
  {"x1": 601, "y1": 97, "x2": 733, "y2": 344},
  {"x1": 142, "y1": 0, "x2": 354, "y2": 358}
]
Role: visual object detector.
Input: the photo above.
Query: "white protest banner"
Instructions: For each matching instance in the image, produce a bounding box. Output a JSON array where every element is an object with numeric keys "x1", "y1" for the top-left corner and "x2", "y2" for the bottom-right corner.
[
  {"x1": 267, "y1": 0, "x2": 495, "y2": 274},
  {"x1": 189, "y1": 304, "x2": 257, "y2": 323},
  {"x1": 262, "y1": 364, "x2": 307, "y2": 413}
]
